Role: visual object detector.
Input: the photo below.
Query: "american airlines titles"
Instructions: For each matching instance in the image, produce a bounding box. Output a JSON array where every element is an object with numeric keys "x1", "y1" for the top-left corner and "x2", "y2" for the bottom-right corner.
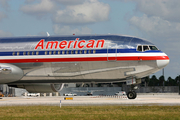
[{"x1": 35, "y1": 38, "x2": 105, "y2": 50}]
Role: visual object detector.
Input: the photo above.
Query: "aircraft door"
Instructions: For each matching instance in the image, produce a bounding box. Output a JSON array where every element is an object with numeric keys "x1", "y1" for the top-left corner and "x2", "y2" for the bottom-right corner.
[{"x1": 107, "y1": 43, "x2": 117, "y2": 61}]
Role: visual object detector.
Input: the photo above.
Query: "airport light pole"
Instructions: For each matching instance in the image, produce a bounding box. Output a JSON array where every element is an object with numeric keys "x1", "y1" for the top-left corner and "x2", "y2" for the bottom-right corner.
[
  {"x1": 162, "y1": 68, "x2": 165, "y2": 93},
  {"x1": 177, "y1": 74, "x2": 180, "y2": 95},
  {"x1": 179, "y1": 75, "x2": 180, "y2": 95},
  {"x1": 163, "y1": 68, "x2": 164, "y2": 86}
]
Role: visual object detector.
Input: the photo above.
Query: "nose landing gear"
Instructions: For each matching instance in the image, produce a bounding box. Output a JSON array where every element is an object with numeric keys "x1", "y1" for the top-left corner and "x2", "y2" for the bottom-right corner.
[
  {"x1": 127, "y1": 85, "x2": 138, "y2": 99},
  {"x1": 127, "y1": 91, "x2": 137, "y2": 99}
]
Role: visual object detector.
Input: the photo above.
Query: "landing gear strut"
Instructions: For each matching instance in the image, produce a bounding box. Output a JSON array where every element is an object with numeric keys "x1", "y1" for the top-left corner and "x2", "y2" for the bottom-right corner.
[{"x1": 127, "y1": 85, "x2": 137, "y2": 99}]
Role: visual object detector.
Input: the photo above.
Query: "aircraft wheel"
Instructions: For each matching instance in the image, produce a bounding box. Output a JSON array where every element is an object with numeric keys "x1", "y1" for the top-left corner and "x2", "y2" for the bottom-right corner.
[
  {"x1": 127, "y1": 91, "x2": 137, "y2": 99},
  {"x1": 132, "y1": 91, "x2": 137, "y2": 99}
]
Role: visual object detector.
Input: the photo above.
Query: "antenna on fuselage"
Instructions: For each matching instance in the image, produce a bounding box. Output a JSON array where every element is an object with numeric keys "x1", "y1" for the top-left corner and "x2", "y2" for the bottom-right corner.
[{"x1": 47, "y1": 32, "x2": 50, "y2": 37}]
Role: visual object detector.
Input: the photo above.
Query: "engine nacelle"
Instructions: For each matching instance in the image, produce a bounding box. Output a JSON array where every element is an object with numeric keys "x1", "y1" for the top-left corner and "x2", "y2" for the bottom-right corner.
[
  {"x1": 0, "y1": 63, "x2": 24, "y2": 84},
  {"x1": 17, "y1": 83, "x2": 64, "y2": 93}
]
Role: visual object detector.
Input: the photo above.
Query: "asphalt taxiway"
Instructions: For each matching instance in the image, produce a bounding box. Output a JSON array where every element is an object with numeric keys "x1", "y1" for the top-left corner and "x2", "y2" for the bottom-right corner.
[{"x1": 0, "y1": 94, "x2": 180, "y2": 106}]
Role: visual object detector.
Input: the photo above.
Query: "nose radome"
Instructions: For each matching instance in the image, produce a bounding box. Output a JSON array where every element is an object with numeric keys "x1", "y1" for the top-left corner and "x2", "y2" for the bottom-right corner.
[{"x1": 157, "y1": 59, "x2": 169, "y2": 69}]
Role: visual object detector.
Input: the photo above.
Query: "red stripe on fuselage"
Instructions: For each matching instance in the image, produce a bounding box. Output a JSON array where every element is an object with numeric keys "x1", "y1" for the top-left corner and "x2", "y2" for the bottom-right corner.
[{"x1": 0, "y1": 56, "x2": 169, "y2": 63}]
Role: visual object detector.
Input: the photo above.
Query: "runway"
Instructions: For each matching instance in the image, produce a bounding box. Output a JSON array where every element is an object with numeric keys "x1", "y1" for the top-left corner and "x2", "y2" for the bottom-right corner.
[{"x1": 0, "y1": 95, "x2": 180, "y2": 106}]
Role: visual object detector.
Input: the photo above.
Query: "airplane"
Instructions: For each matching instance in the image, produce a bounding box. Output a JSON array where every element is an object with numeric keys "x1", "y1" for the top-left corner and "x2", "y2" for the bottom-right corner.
[{"x1": 0, "y1": 34, "x2": 169, "y2": 99}]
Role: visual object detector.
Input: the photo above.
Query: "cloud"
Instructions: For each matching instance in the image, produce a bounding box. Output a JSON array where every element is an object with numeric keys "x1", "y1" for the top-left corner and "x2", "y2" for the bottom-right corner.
[
  {"x1": 129, "y1": 14, "x2": 180, "y2": 40},
  {"x1": 0, "y1": 0, "x2": 9, "y2": 9},
  {"x1": 0, "y1": 11, "x2": 7, "y2": 21},
  {"x1": 20, "y1": 0, "x2": 55, "y2": 18},
  {"x1": 118, "y1": 0, "x2": 180, "y2": 42},
  {"x1": 53, "y1": 25, "x2": 92, "y2": 35},
  {"x1": 25, "y1": 0, "x2": 36, "y2": 3},
  {"x1": 20, "y1": 0, "x2": 109, "y2": 36},
  {"x1": 132, "y1": 0, "x2": 180, "y2": 23},
  {"x1": 53, "y1": 0, "x2": 110, "y2": 24},
  {"x1": 119, "y1": 0, "x2": 180, "y2": 22},
  {"x1": 0, "y1": 30, "x2": 13, "y2": 37},
  {"x1": 54, "y1": 0, "x2": 84, "y2": 5},
  {"x1": 20, "y1": 0, "x2": 110, "y2": 25}
]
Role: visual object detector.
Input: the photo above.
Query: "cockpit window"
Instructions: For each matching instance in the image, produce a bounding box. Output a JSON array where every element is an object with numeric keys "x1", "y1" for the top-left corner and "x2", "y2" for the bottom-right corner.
[
  {"x1": 149, "y1": 46, "x2": 158, "y2": 50},
  {"x1": 137, "y1": 46, "x2": 142, "y2": 51},
  {"x1": 137, "y1": 45, "x2": 159, "y2": 52},
  {"x1": 143, "y1": 45, "x2": 149, "y2": 51}
]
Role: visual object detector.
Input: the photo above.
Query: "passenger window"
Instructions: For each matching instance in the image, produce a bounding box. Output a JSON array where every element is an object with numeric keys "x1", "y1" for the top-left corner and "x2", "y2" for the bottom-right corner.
[
  {"x1": 143, "y1": 45, "x2": 149, "y2": 51},
  {"x1": 62, "y1": 51, "x2": 65, "y2": 54},
  {"x1": 84, "y1": 50, "x2": 87, "y2": 54},
  {"x1": 71, "y1": 51, "x2": 74, "y2": 54},
  {"x1": 80, "y1": 50, "x2": 83, "y2": 54},
  {"x1": 17, "y1": 52, "x2": 19, "y2": 56},
  {"x1": 23, "y1": 52, "x2": 26, "y2": 55},
  {"x1": 36, "y1": 51, "x2": 39, "y2": 55},
  {"x1": 137, "y1": 46, "x2": 142, "y2": 52},
  {"x1": 75, "y1": 50, "x2": 78, "y2": 54},
  {"x1": 45, "y1": 51, "x2": 47, "y2": 55},
  {"x1": 67, "y1": 51, "x2": 69, "y2": 54},
  {"x1": 58, "y1": 51, "x2": 60, "y2": 54},
  {"x1": 89, "y1": 50, "x2": 91, "y2": 54},
  {"x1": 49, "y1": 51, "x2": 52, "y2": 55},
  {"x1": 93, "y1": 50, "x2": 96, "y2": 54},
  {"x1": 12, "y1": 52, "x2": 15, "y2": 56},
  {"x1": 53, "y1": 51, "x2": 56, "y2": 55},
  {"x1": 32, "y1": 52, "x2": 34, "y2": 55}
]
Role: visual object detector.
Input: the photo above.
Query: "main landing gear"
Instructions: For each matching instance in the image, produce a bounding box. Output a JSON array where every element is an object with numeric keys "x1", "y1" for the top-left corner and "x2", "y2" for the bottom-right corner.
[{"x1": 127, "y1": 85, "x2": 138, "y2": 99}]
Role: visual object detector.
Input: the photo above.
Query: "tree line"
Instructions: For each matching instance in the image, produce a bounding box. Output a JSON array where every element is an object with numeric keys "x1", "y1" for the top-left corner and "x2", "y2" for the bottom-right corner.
[{"x1": 144, "y1": 75, "x2": 180, "y2": 86}]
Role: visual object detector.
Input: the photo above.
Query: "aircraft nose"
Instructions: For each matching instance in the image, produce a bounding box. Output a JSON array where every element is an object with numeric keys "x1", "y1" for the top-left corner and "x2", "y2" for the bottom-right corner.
[{"x1": 156, "y1": 54, "x2": 169, "y2": 69}]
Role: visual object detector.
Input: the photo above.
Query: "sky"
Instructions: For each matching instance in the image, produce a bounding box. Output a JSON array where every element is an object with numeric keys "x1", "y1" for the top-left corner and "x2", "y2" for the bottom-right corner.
[{"x1": 0, "y1": 0, "x2": 179, "y2": 79}]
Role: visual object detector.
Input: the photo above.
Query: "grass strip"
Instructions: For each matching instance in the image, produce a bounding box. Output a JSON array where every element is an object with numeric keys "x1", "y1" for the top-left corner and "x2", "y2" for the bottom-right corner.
[{"x1": 0, "y1": 106, "x2": 180, "y2": 120}]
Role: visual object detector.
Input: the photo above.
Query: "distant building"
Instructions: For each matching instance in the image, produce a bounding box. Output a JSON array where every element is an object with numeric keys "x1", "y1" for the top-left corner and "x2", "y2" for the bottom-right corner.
[{"x1": 0, "y1": 84, "x2": 15, "y2": 97}]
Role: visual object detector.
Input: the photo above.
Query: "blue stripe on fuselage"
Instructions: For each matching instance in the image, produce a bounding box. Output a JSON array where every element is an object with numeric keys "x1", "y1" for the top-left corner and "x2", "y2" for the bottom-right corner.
[{"x1": 0, "y1": 49, "x2": 163, "y2": 56}]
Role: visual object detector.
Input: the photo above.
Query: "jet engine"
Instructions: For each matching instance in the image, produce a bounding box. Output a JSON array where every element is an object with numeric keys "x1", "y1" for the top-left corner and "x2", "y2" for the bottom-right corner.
[
  {"x1": 16, "y1": 83, "x2": 64, "y2": 93},
  {"x1": 0, "y1": 63, "x2": 24, "y2": 84}
]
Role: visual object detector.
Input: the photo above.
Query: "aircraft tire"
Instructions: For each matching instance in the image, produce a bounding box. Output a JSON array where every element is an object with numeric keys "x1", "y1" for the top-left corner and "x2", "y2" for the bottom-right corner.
[
  {"x1": 127, "y1": 91, "x2": 137, "y2": 99},
  {"x1": 132, "y1": 91, "x2": 137, "y2": 99}
]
